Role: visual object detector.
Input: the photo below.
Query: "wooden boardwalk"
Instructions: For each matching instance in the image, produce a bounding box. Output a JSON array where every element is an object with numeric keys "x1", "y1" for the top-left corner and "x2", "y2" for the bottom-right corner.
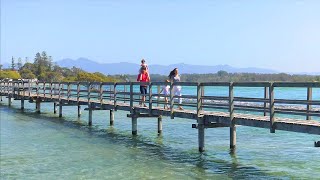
[{"x1": 1, "y1": 81, "x2": 320, "y2": 151}]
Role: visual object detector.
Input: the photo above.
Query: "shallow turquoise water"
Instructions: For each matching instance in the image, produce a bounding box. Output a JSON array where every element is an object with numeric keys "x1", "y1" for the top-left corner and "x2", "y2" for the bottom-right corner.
[{"x1": 1, "y1": 95, "x2": 320, "y2": 179}]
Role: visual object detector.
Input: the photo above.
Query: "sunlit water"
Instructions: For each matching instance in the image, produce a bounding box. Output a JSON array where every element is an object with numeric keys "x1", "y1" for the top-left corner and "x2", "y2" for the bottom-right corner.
[{"x1": 1, "y1": 87, "x2": 320, "y2": 179}]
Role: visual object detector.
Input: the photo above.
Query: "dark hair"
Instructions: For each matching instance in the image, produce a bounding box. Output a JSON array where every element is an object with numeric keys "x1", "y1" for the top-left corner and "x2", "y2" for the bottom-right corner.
[
  {"x1": 141, "y1": 66, "x2": 146, "y2": 71},
  {"x1": 168, "y1": 68, "x2": 178, "y2": 79},
  {"x1": 141, "y1": 59, "x2": 145, "y2": 63}
]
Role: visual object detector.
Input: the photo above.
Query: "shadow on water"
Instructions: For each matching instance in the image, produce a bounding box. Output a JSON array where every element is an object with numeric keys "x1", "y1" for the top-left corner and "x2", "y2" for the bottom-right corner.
[{"x1": 0, "y1": 103, "x2": 280, "y2": 179}]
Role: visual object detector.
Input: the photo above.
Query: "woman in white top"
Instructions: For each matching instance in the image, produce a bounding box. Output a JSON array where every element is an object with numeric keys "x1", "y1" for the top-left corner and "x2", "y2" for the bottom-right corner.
[{"x1": 168, "y1": 68, "x2": 183, "y2": 110}]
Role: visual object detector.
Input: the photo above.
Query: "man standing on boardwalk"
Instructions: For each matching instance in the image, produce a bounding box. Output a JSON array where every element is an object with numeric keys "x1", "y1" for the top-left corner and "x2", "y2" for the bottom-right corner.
[{"x1": 137, "y1": 66, "x2": 150, "y2": 107}]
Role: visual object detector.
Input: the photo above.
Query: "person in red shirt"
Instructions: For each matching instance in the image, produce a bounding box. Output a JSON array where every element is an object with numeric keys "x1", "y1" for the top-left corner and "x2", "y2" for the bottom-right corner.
[{"x1": 137, "y1": 66, "x2": 150, "y2": 107}]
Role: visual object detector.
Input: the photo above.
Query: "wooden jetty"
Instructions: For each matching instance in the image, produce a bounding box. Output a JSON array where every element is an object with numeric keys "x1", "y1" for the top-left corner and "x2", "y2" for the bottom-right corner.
[{"x1": 1, "y1": 80, "x2": 320, "y2": 151}]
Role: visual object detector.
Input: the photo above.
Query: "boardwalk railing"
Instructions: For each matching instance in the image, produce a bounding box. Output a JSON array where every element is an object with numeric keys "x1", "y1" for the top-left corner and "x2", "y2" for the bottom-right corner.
[
  {"x1": 1, "y1": 81, "x2": 319, "y2": 119},
  {"x1": 1, "y1": 80, "x2": 319, "y2": 151}
]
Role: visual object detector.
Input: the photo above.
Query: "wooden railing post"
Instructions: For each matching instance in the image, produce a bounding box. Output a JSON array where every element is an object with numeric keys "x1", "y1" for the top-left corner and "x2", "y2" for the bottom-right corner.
[
  {"x1": 229, "y1": 82, "x2": 236, "y2": 149},
  {"x1": 28, "y1": 81, "x2": 31, "y2": 97},
  {"x1": 67, "y1": 82, "x2": 71, "y2": 102},
  {"x1": 264, "y1": 86, "x2": 269, "y2": 116},
  {"x1": 201, "y1": 85, "x2": 204, "y2": 111},
  {"x1": 307, "y1": 87, "x2": 312, "y2": 120},
  {"x1": 269, "y1": 82, "x2": 275, "y2": 133},
  {"x1": 50, "y1": 82, "x2": 53, "y2": 99},
  {"x1": 87, "y1": 82, "x2": 91, "y2": 104},
  {"x1": 197, "y1": 83, "x2": 202, "y2": 117},
  {"x1": 149, "y1": 82, "x2": 153, "y2": 114},
  {"x1": 124, "y1": 85, "x2": 126, "y2": 103},
  {"x1": 130, "y1": 83, "x2": 133, "y2": 114},
  {"x1": 77, "y1": 82, "x2": 80, "y2": 103},
  {"x1": 170, "y1": 82, "x2": 174, "y2": 119},
  {"x1": 36, "y1": 81, "x2": 39, "y2": 98},
  {"x1": 99, "y1": 82, "x2": 103, "y2": 106},
  {"x1": 58, "y1": 82, "x2": 62, "y2": 101},
  {"x1": 44, "y1": 82, "x2": 47, "y2": 98},
  {"x1": 114, "y1": 83, "x2": 117, "y2": 110},
  {"x1": 157, "y1": 85, "x2": 160, "y2": 107}
]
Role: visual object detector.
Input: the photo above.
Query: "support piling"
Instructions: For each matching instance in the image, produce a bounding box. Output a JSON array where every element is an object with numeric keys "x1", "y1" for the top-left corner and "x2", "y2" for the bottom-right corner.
[
  {"x1": 21, "y1": 99, "x2": 24, "y2": 110},
  {"x1": 54, "y1": 102, "x2": 57, "y2": 114},
  {"x1": 88, "y1": 103, "x2": 93, "y2": 126},
  {"x1": 198, "y1": 117, "x2": 205, "y2": 152},
  {"x1": 78, "y1": 105, "x2": 81, "y2": 117},
  {"x1": 110, "y1": 109, "x2": 114, "y2": 126},
  {"x1": 158, "y1": 115, "x2": 162, "y2": 134},
  {"x1": 36, "y1": 99, "x2": 41, "y2": 113},
  {"x1": 59, "y1": 102, "x2": 63, "y2": 117},
  {"x1": 132, "y1": 108, "x2": 137, "y2": 135},
  {"x1": 8, "y1": 95, "x2": 12, "y2": 106}
]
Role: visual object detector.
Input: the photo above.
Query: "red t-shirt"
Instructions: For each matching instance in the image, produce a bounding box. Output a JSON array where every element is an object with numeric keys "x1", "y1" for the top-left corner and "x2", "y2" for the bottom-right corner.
[{"x1": 137, "y1": 73, "x2": 150, "y2": 83}]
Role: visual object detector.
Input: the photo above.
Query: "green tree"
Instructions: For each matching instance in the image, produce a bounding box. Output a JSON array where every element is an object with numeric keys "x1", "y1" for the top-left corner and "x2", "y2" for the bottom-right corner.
[
  {"x1": 0, "y1": 70, "x2": 21, "y2": 79},
  {"x1": 11, "y1": 57, "x2": 16, "y2": 70},
  {"x1": 17, "y1": 57, "x2": 23, "y2": 70},
  {"x1": 20, "y1": 69, "x2": 36, "y2": 79},
  {"x1": 217, "y1": 70, "x2": 228, "y2": 77}
]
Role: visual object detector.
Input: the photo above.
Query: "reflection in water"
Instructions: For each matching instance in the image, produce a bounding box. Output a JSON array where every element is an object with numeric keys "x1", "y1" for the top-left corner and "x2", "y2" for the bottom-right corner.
[{"x1": 1, "y1": 102, "x2": 319, "y2": 179}]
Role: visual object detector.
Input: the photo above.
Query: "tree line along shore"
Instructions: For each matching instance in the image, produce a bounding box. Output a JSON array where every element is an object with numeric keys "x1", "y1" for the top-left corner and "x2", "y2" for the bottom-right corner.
[{"x1": 1, "y1": 51, "x2": 319, "y2": 82}]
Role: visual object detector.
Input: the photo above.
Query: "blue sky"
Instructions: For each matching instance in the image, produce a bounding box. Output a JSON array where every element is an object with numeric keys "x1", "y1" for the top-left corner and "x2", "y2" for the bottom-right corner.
[{"x1": 1, "y1": 0, "x2": 320, "y2": 72}]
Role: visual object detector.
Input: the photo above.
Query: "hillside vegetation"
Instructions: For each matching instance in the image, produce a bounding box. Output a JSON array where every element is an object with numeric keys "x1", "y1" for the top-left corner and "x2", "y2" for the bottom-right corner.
[{"x1": 1, "y1": 51, "x2": 118, "y2": 82}]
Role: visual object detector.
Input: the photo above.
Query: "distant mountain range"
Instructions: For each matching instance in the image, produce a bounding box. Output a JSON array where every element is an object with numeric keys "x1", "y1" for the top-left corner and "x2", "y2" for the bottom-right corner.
[
  {"x1": 54, "y1": 58, "x2": 279, "y2": 75},
  {"x1": 2, "y1": 58, "x2": 319, "y2": 75}
]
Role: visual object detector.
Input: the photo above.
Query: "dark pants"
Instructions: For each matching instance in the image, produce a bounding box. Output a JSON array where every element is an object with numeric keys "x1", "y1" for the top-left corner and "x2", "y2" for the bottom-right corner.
[{"x1": 140, "y1": 86, "x2": 147, "y2": 95}]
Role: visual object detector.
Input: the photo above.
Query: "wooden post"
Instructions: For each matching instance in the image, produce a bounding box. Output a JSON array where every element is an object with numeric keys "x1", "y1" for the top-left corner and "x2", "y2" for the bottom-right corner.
[
  {"x1": 36, "y1": 99, "x2": 41, "y2": 114},
  {"x1": 110, "y1": 109, "x2": 114, "y2": 126},
  {"x1": 54, "y1": 102, "x2": 57, "y2": 114},
  {"x1": 99, "y1": 83, "x2": 103, "y2": 107},
  {"x1": 158, "y1": 115, "x2": 162, "y2": 134},
  {"x1": 114, "y1": 83, "x2": 117, "y2": 110},
  {"x1": 229, "y1": 82, "x2": 236, "y2": 149},
  {"x1": 50, "y1": 82, "x2": 53, "y2": 99},
  {"x1": 307, "y1": 87, "x2": 312, "y2": 120},
  {"x1": 87, "y1": 82, "x2": 91, "y2": 104},
  {"x1": 77, "y1": 82, "x2": 80, "y2": 103},
  {"x1": 109, "y1": 85, "x2": 112, "y2": 101},
  {"x1": 21, "y1": 99, "x2": 24, "y2": 110},
  {"x1": 132, "y1": 109, "x2": 138, "y2": 135},
  {"x1": 264, "y1": 86, "x2": 269, "y2": 116},
  {"x1": 197, "y1": 83, "x2": 202, "y2": 117},
  {"x1": 124, "y1": 85, "x2": 126, "y2": 103},
  {"x1": 149, "y1": 83, "x2": 153, "y2": 114},
  {"x1": 88, "y1": 103, "x2": 93, "y2": 126},
  {"x1": 67, "y1": 82, "x2": 71, "y2": 102},
  {"x1": 157, "y1": 85, "x2": 160, "y2": 107},
  {"x1": 269, "y1": 83, "x2": 275, "y2": 133},
  {"x1": 130, "y1": 83, "x2": 133, "y2": 114},
  {"x1": 78, "y1": 105, "x2": 81, "y2": 117},
  {"x1": 36, "y1": 81, "x2": 39, "y2": 99},
  {"x1": 58, "y1": 83, "x2": 61, "y2": 102},
  {"x1": 28, "y1": 81, "x2": 31, "y2": 97},
  {"x1": 201, "y1": 86, "x2": 204, "y2": 110},
  {"x1": 43, "y1": 82, "x2": 46, "y2": 98},
  {"x1": 59, "y1": 102, "x2": 63, "y2": 117},
  {"x1": 8, "y1": 94, "x2": 12, "y2": 106},
  {"x1": 198, "y1": 117, "x2": 205, "y2": 152},
  {"x1": 170, "y1": 82, "x2": 174, "y2": 119}
]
